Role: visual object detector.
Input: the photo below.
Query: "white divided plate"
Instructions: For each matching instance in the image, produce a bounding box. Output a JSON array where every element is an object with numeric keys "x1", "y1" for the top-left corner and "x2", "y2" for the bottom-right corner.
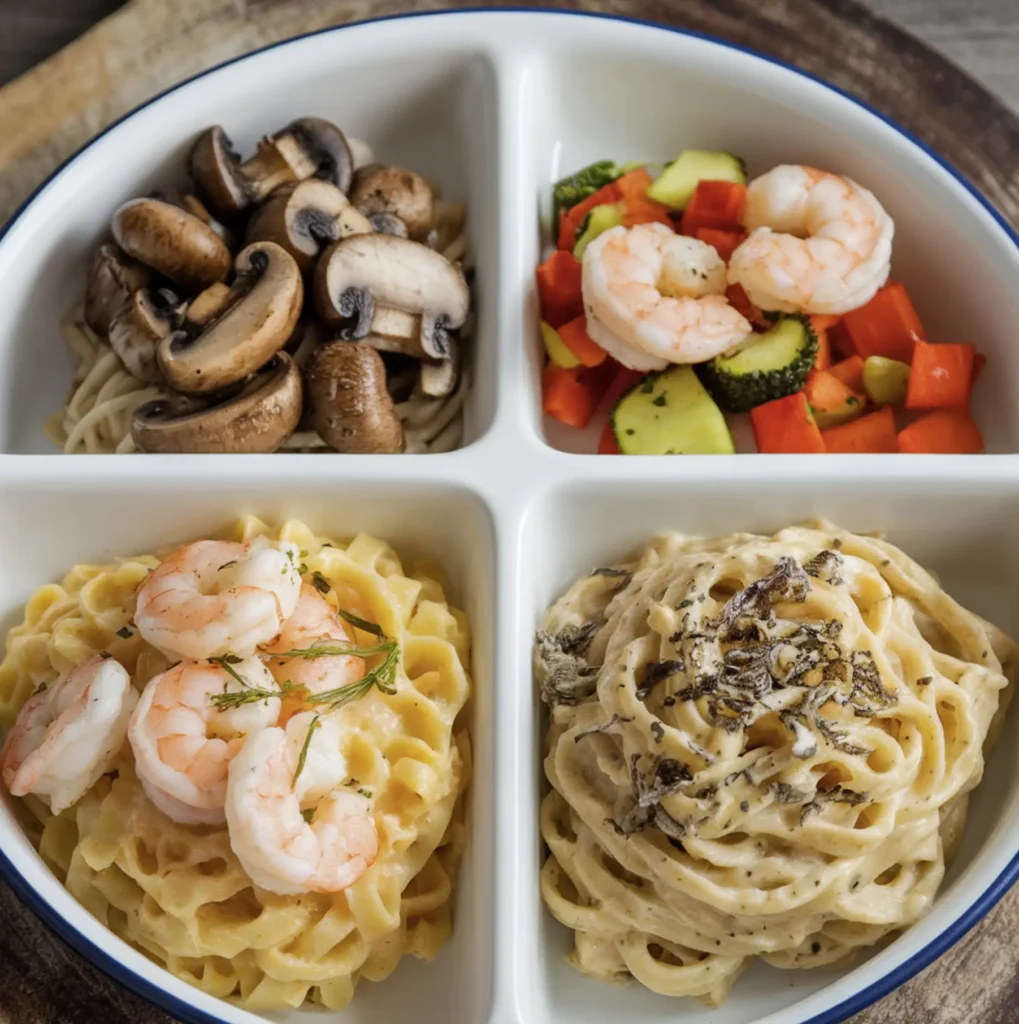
[{"x1": 0, "y1": 10, "x2": 1018, "y2": 1024}]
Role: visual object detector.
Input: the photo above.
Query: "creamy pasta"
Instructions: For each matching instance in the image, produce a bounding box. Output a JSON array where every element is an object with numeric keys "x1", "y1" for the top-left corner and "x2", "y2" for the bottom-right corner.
[
  {"x1": 0, "y1": 518, "x2": 472, "y2": 1011},
  {"x1": 536, "y1": 521, "x2": 1014, "y2": 1005}
]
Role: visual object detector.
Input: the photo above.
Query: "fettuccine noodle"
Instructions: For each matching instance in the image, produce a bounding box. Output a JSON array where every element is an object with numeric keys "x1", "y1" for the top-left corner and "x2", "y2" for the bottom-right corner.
[{"x1": 536, "y1": 521, "x2": 1014, "y2": 1006}]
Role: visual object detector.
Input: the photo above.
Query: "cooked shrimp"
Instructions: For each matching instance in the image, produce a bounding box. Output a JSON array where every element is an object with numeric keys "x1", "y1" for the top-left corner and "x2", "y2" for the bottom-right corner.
[
  {"x1": 2, "y1": 654, "x2": 136, "y2": 814},
  {"x1": 261, "y1": 584, "x2": 366, "y2": 696},
  {"x1": 129, "y1": 658, "x2": 281, "y2": 825},
  {"x1": 583, "y1": 224, "x2": 751, "y2": 367},
  {"x1": 135, "y1": 536, "x2": 303, "y2": 661},
  {"x1": 226, "y1": 712, "x2": 378, "y2": 895},
  {"x1": 728, "y1": 164, "x2": 893, "y2": 315}
]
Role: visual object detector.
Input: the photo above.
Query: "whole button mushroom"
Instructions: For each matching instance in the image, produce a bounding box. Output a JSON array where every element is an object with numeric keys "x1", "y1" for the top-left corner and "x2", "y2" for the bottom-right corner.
[
  {"x1": 132, "y1": 353, "x2": 303, "y2": 453},
  {"x1": 190, "y1": 117, "x2": 354, "y2": 219},
  {"x1": 83, "y1": 244, "x2": 151, "y2": 337},
  {"x1": 305, "y1": 342, "x2": 404, "y2": 454},
  {"x1": 245, "y1": 180, "x2": 373, "y2": 273},
  {"x1": 349, "y1": 164, "x2": 435, "y2": 241},
  {"x1": 313, "y1": 233, "x2": 469, "y2": 362},
  {"x1": 111, "y1": 198, "x2": 231, "y2": 291},
  {"x1": 158, "y1": 241, "x2": 303, "y2": 393}
]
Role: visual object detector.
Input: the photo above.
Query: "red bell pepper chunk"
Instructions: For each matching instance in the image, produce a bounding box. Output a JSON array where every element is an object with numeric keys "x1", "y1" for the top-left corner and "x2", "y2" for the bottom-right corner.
[
  {"x1": 694, "y1": 227, "x2": 746, "y2": 263},
  {"x1": 536, "y1": 250, "x2": 583, "y2": 328},
  {"x1": 905, "y1": 340, "x2": 975, "y2": 410},
  {"x1": 597, "y1": 421, "x2": 621, "y2": 454},
  {"x1": 842, "y1": 282, "x2": 926, "y2": 363},
  {"x1": 542, "y1": 366, "x2": 597, "y2": 429},
  {"x1": 681, "y1": 181, "x2": 747, "y2": 235},
  {"x1": 557, "y1": 182, "x2": 623, "y2": 251},
  {"x1": 750, "y1": 392, "x2": 825, "y2": 453}
]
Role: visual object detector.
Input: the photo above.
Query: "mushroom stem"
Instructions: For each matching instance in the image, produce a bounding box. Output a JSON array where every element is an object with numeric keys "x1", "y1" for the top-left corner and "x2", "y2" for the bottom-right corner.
[{"x1": 83, "y1": 244, "x2": 151, "y2": 337}]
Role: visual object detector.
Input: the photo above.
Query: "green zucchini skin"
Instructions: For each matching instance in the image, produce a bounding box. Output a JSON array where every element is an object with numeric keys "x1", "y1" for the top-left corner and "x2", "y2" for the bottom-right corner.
[
  {"x1": 699, "y1": 316, "x2": 818, "y2": 413},
  {"x1": 611, "y1": 366, "x2": 734, "y2": 455},
  {"x1": 646, "y1": 150, "x2": 747, "y2": 210}
]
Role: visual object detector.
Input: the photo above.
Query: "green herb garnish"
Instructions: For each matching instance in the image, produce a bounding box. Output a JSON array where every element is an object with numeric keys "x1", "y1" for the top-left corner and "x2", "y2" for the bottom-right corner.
[{"x1": 293, "y1": 714, "x2": 320, "y2": 785}]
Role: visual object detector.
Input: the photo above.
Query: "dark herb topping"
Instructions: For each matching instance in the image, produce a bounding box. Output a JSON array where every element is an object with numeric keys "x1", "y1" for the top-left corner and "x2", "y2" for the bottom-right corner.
[
  {"x1": 311, "y1": 571, "x2": 331, "y2": 595},
  {"x1": 617, "y1": 754, "x2": 692, "y2": 840},
  {"x1": 804, "y1": 549, "x2": 844, "y2": 586},
  {"x1": 637, "y1": 659, "x2": 685, "y2": 700},
  {"x1": 536, "y1": 621, "x2": 602, "y2": 707},
  {"x1": 574, "y1": 714, "x2": 633, "y2": 743},
  {"x1": 116, "y1": 626, "x2": 134, "y2": 639}
]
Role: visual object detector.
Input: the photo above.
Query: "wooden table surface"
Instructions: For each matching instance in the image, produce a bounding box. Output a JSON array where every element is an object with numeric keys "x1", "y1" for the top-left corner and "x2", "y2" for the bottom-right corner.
[
  {"x1": 1, "y1": 0, "x2": 1018, "y2": 109},
  {"x1": 0, "y1": 2, "x2": 1018, "y2": 1023}
]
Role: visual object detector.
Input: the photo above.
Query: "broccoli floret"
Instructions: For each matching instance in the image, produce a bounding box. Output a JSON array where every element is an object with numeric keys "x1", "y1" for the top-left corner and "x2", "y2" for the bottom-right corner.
[{"x1": 552, "y1": 160, "x2": 622, "y2": 223}]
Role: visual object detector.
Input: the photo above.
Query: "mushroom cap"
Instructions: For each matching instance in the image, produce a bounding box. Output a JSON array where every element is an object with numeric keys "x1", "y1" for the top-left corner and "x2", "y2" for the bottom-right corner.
[
  {"x1": 158, "y1": 241, "x2": 303, "y2": 393},
  {"x1": 108, "y1": 288, "x2": 180, "y2": 384},
  {"x1": 132, "y1": 353, "x2": 302, "y2": 453},
  {"x1": 313, "y1": 233, "x2": 469, "y2": 360},
  {"x1": 245, "y1": 179, "x2": 371, "y2": 272},
  {"x1": 83, "y1": 244, "x2": 151, "y2": 337},
  {"x1": 349, "y1": 164, "x2": 435, "y2": 240},
  {"x1": 112, "y1": 198, "x2": 232, "y2": 291},
  {"x1": 189, "y1": 126, "x2": 249, "y2": 217},
  {"x1": 305, "y1": 341, "x2": 404, "y2": 454},
  {"x1": 284, "y1": 117, "x2": 354, "y2": 194}
]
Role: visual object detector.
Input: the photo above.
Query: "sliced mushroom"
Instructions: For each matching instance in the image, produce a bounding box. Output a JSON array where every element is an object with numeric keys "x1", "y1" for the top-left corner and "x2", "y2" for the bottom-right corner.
[
  {"x1": 111, "y1": 198, "x2": 231, "y2": 291},
  {"x1": 305, "y1": 342, "x2": 403, "y2": 453},
  {"x1": 349, "y1": 164, "x2": 435, "y2": 241},
  {"x1": 83, "y1": 244, "x2": 151, "y2": 337},
  {"x1": 190, "y1": 118, "x2": 353, "y2": 218},
  {"x1": 313, "y1": 234, "x2": 468, "y2": 361},
  {"x1": 367, "y1": 212, "x2": 409, "y2": 238},
  {"x1": 181, "y1": 281, "x2": 233, "y2": 330},
  {"x1": 158, "y1": 241, "x2": 303, "y2": 393},
  {"x1": 132, "y1": 353, "x2": 302, "y2": 453},
  {"x1": 419, "y1": 337, "x2": 461, "y2": 398},
  {"x1": 246, "y1": 180, "x2": 372, "y2": 272},
  {"x1": 107, "y1": 288, "x2": 183, "y2": 383}
]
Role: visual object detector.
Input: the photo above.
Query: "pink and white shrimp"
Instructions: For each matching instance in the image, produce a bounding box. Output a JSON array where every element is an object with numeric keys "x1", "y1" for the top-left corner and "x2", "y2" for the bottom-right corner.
[
  {"x1": 582, "y1": 223, "x2": 751, "y2": 369},
  {"x1": 727, "y1": 164, "x2": 893, "y2": 315},
  {"x1": 134, "y1": 536, "x2": 302, "y2": 661},
  {"x1": 128, "y1": 658, "x2": 281, "y2": 824},
  {"x1": 225, "y1": 712, "x2": 378, "y2": 895},
  {"x1": 261, "y1": 584, "x2": 366, "y2": 697},
  {"x1": 2, "y1": 654, "x2": 136, "y2": 814}
]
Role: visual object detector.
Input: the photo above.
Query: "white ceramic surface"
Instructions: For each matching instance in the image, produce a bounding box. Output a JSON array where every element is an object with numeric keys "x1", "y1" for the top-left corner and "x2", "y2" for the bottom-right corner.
[{"x1": 0, "y1": 10, "x2": 1018, "y2": 1024}]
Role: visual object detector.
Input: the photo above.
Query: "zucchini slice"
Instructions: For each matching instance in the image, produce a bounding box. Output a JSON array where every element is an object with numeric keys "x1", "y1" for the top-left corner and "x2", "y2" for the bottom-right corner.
[
  {"x1": 700, "y1": 316, "x2": 817, "y2": 413},
  {"x1": 612, "y1": 366, "x2": 734, "y2": 454},
  {"x1": 646, "y1": 150, "x2": 747, "y2": 211}
]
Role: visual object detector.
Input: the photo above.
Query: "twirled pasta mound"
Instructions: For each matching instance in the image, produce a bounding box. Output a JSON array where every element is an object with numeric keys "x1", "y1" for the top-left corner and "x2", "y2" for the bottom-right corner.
[
  {"x1": 0, "y1": 518, "x2": 471, "y2": 1011},
  {"x1": 536, "y1": 521, "x2": 1014, "y2": 1006}
]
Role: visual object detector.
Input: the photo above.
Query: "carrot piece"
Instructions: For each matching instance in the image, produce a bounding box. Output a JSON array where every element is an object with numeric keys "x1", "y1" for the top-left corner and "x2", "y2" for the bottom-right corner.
[
  {"x1": 750, "y1": 392, "x2": 825, "y2": 453},
  {"x1": 828, "y1": 319, "x2": 856, "y2": 360},
  {"x1": 810, "y1": 314, "x2": 840, "y2": 372},
  {"x1": 821, "y1": 406, "x2": 898, "y2": 453},
  {"x1": 842, "y1": 282, "x2": 926, "y2": 363},
  {"x1": 597, "y1": 420, "x2": 621, "y2": 454},
  {"x1": 905, "y1": 340, "x2": 975, "y2": 410},
  {"x1": 972, "y1": 352, "x2": 987, "y2": 386},
  {"x1": 695, "y1": 227, "x2": 746, "y2": 263},
  {"x1": 805, "y1": 370, "x2": 862, "y2": 411},
  {"x1": 615, "y1": 167, "x2": 673, "y2": 228},
  {"x1": 828, "y1": 355, "x2": 866, "y2": 393},
  {"x1": 681, "y1": 181, "x2": 747, "y2": 235},
  {"x1": 557, "y1": 182, "x2": 623, "y2": 251},
  {"x1": 898, "y1": 408, "x2": 984, "y2": 454},
  {"x1": 580, "y1": 358, "x2": 617, "y2": 406},
  {"x1": 542, "y1": 366, "x2": 597, "y2": 429},
  {"x1": 536, "y1": 250, "x2": 583, "y2": 328},
  {"x1": 557, "y1": 315, "x2": 608, "y2": 367}
]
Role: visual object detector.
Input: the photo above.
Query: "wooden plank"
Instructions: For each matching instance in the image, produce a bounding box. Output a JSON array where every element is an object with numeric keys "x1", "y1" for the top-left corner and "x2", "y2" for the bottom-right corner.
[{"x1": 1, "y1": 2, "x2": 1018, "y2": 1023}]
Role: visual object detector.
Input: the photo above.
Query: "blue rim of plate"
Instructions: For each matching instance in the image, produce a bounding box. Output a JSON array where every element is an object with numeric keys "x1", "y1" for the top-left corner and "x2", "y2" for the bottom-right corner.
[{"x1": 1, "y1": 8, "x2": 1018, "y2": 1024}]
